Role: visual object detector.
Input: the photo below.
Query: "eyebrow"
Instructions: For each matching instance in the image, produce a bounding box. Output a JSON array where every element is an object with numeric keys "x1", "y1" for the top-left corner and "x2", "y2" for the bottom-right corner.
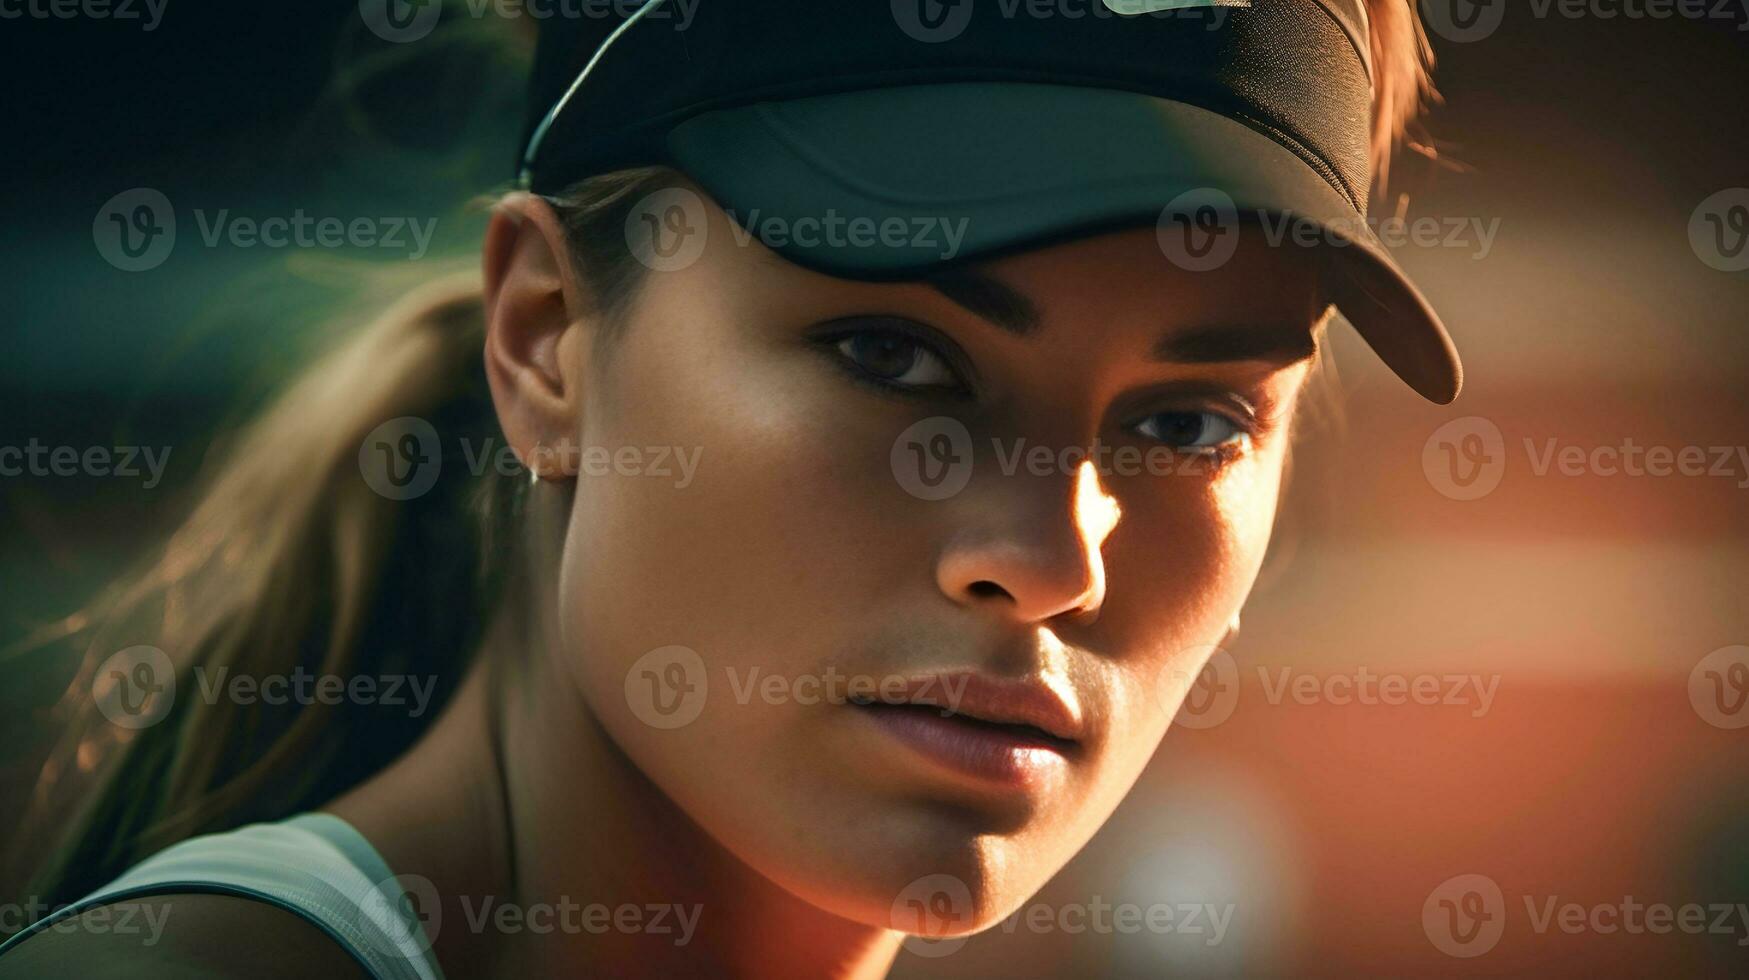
[
  {"x1": 922, "y1": 268, "x2": 1320, "y2": 366},
  {"x1": 923, "y1": 267, "x2": 1041, "y2": 336},
  {"x1": 1152, "y1": 323, "x2": 1320, "y2": 366}
]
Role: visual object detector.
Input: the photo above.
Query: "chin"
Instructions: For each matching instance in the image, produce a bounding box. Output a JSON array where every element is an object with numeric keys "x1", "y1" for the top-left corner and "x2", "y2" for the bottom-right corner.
[{"x1": 762, "y1": 813, "x2": 1061, "y2": 938}]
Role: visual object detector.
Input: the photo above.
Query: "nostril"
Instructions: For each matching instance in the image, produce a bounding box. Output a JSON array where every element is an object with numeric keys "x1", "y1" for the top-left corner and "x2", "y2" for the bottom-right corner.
[{"x1": 967, "y1": 580, "x2": 1009, "y2": 600}]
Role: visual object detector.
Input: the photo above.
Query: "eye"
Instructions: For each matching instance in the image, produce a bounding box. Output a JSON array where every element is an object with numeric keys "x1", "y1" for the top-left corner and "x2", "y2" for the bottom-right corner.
[
  {"x1": 831, "y1": 327, "x2": 961, "y2": 391},
  {"x1": 1132, "y1": 410, "x2": 1249, "y2": 452}
]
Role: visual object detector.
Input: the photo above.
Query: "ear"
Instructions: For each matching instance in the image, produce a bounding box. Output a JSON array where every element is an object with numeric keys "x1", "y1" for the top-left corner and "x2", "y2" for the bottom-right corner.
[{"x1": 481, "y1": 192, "x2": 593, "y2": 480}]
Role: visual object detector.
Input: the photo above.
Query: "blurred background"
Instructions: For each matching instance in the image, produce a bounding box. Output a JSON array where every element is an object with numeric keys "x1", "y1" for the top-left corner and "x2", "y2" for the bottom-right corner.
[{"x1": 2, "y1": 2, "x2": 1745, "y2": 976}]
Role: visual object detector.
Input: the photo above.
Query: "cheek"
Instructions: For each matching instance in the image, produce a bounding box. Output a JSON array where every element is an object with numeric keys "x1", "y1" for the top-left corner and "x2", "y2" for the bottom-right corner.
[
  {"x1": 551, "y1": 305, "x2": 914, "y2": 819},
  {"x1": 564, "y1": 320, "x2": 902, "y2": 652},
  {"x1": 1097, "y1": 442, "x2": 1287, "y2": 745},
  {"x1": 1210, "y1": 440, "x2": 1289, "y2": 574},
  {"x1": 1113, "y1": 442, "x2": 1284, "y2": 610}
]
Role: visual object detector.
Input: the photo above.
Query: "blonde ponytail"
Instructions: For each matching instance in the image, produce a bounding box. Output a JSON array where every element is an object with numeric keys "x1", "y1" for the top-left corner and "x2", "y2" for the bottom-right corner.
[
  {"x1": 8, "y1": 165, "x2": 682, "y2": 916},
  {"x1": 1364, "y1": 0, "x2": 1440, "y2": 188},
  {"x1": 8, "y1": 270, "x2": 512, "y2": 910}
]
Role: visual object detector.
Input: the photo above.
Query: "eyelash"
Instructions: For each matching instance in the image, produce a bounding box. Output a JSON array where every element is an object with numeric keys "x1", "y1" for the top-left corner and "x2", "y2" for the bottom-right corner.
[
  {"x1": 818, "y1": 321, "x2": 972, "y2": 399},
  {"x1": 820, "y1": 322, "x2": 1261, "y2": 464}
]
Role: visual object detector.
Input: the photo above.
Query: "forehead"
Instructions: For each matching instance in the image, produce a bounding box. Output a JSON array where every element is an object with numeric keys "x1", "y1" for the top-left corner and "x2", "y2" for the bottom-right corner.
[
  {"x1": 972, "y1": 223, "x2": 1327, "y2": 330},
  {"x1": 681, "y1": 198, "x2": 1327, "y2": 359}
]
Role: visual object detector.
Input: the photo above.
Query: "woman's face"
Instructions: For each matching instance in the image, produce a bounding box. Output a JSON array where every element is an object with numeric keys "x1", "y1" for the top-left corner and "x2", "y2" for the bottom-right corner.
[{"x1": 551, "y1": 194, "x2": 1322, "y2": 934}]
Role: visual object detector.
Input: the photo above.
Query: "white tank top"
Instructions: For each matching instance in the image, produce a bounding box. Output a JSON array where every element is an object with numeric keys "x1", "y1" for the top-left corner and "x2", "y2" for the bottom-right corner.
[{"x1": 0, "y1": 812, "x2": 445, "y2": 980}]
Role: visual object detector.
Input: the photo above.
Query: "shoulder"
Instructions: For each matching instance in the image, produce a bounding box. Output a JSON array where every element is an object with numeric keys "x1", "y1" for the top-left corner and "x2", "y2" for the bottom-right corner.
[{"x1": 0, "y1": 892, "x2": 371, "y2": 980}]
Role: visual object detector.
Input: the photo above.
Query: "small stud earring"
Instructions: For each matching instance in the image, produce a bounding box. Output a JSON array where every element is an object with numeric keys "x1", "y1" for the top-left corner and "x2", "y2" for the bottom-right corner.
[{"x1": 529, "y1": 466, "x2": 541, "y2": 487}]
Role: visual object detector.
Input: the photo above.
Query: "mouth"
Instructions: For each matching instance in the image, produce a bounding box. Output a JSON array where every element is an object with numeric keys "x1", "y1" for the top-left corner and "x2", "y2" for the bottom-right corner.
[
  {"x1": 847, "y1": 677, "x2": 1084, "y2": 790},
  {"x1": 849, "y1": 697, "x2": 1078, "y2": 751}
]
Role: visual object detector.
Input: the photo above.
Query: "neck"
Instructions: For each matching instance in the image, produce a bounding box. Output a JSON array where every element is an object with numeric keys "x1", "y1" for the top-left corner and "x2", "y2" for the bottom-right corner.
[{"x1": 328, "y1": 491, "x2": 903, "y2": 979}]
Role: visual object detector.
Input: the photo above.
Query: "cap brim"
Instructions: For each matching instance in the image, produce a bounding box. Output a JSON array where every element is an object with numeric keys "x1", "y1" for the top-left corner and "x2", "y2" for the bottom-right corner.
[{"x1": 666, "y1": 82, "x2": 1462, "y2": 404}]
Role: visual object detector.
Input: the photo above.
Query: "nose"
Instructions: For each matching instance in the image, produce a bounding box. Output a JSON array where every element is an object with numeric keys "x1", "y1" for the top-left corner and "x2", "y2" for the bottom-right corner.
[{"x1": 935, "y1": 462, "x2": 1121, "y2": 624}]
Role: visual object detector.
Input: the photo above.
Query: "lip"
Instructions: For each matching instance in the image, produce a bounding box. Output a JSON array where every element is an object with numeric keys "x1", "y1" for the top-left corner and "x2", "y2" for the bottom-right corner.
[{"x1": 848, "y1": 672, "x2": 1084, "y2": 789}]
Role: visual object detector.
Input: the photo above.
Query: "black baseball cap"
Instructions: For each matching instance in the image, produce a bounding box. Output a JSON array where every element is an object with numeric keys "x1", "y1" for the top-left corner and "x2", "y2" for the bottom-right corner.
[{"x1": 516, "y1": 0, "x2": 1463, "y2": 403}]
